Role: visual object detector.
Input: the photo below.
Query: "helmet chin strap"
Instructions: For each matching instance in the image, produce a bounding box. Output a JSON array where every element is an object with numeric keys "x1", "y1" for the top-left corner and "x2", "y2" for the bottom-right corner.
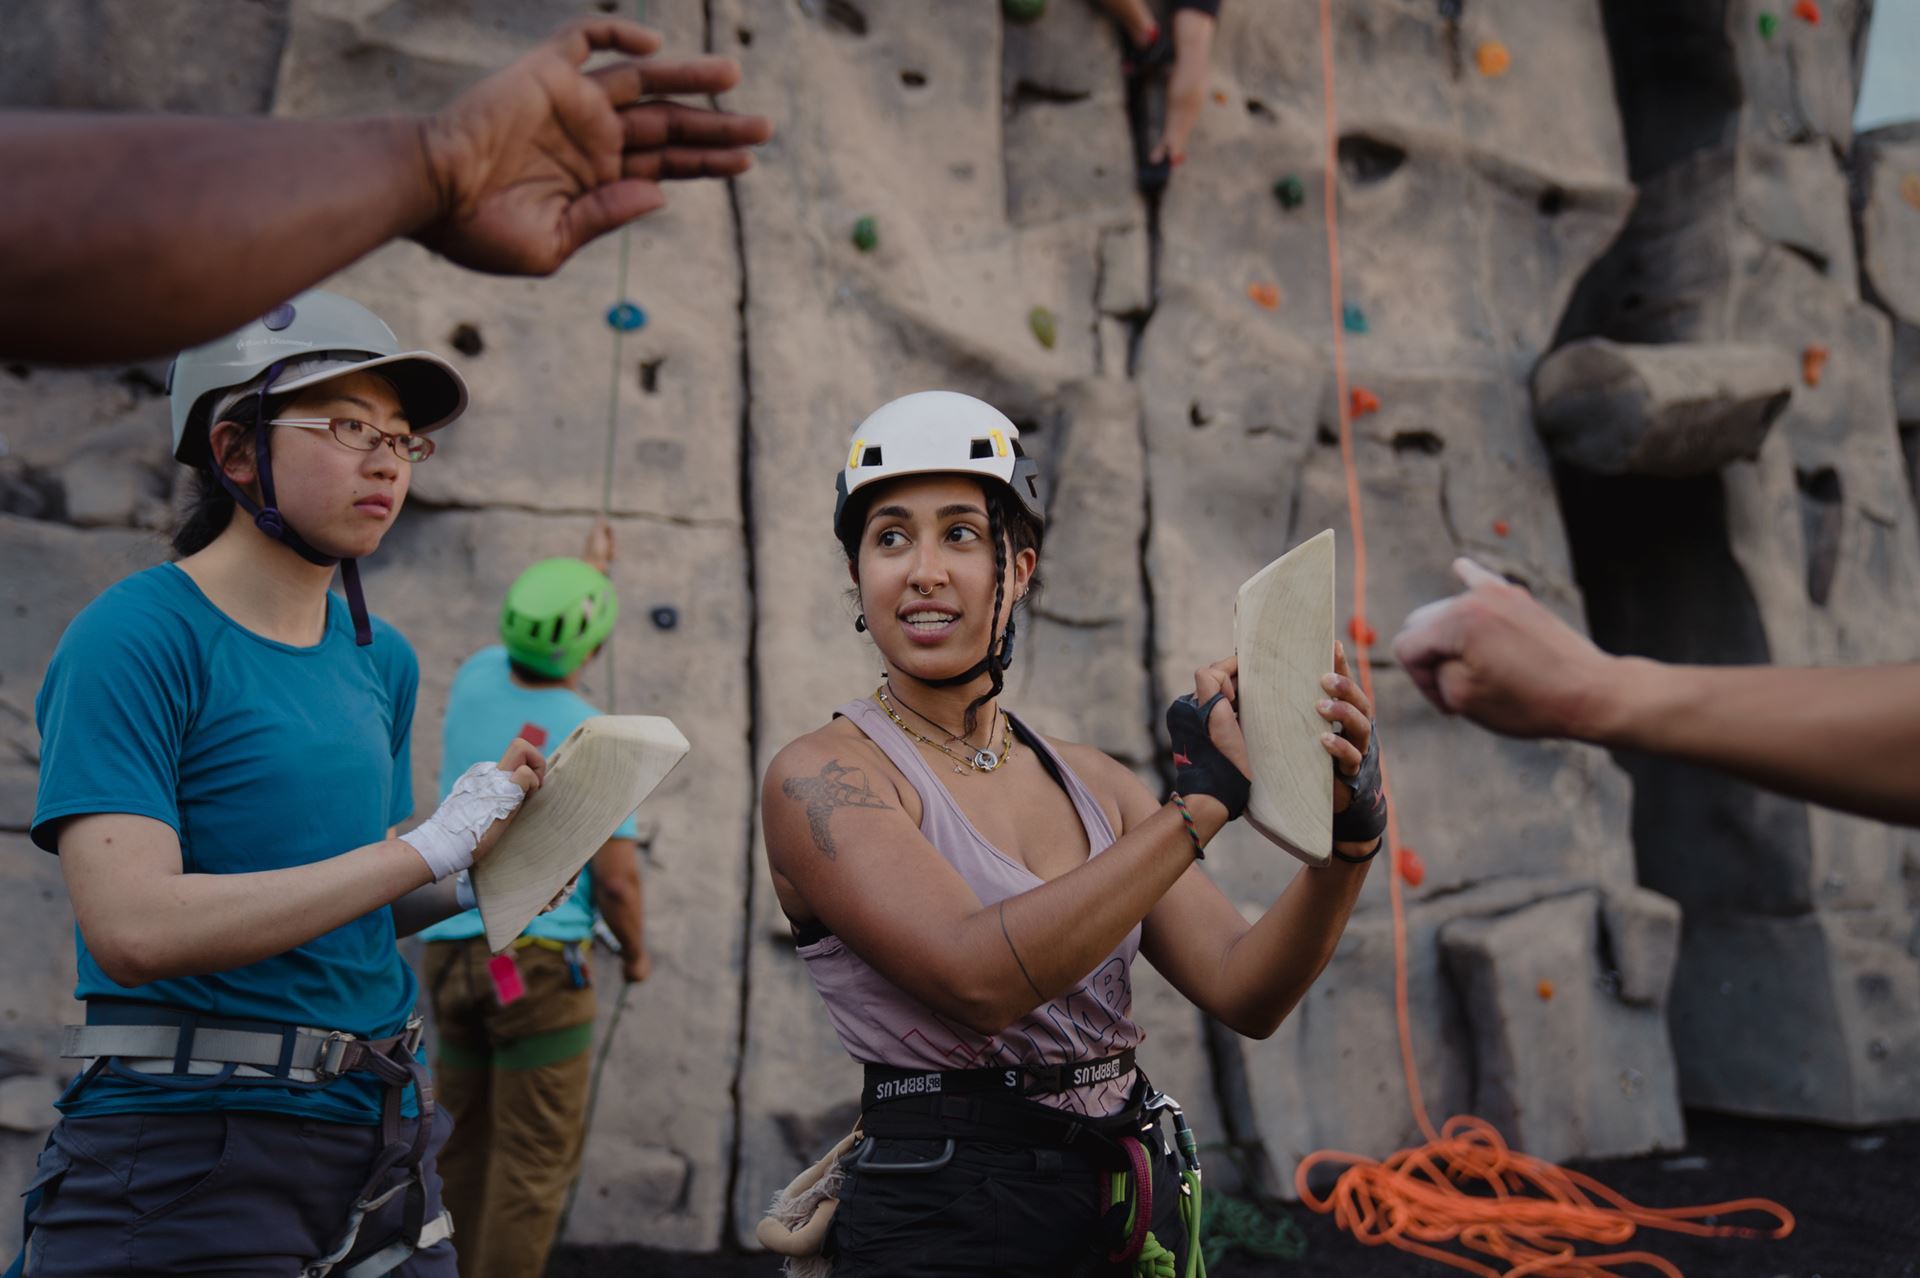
[
  {"x1": 209, "y1": 359, "x2": 374, "y2": 646},
  {"x1": 916, "y1": 618, "x2": 1017, "y2": 689}
]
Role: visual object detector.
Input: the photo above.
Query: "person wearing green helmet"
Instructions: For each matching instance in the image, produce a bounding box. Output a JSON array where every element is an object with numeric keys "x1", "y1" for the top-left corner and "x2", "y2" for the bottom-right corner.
[
  {"x1": 21, "y1": 291, "x2": 550, "y2": 1277},
  {"x1": 418, "y1": 519, "x2": 650, "y2": 1278}
]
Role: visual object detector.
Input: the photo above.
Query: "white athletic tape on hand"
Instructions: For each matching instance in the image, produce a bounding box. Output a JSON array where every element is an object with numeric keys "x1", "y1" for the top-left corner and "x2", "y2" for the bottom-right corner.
[{"x1": 400, "y1": 762, "x2": 528, "y2": 881}]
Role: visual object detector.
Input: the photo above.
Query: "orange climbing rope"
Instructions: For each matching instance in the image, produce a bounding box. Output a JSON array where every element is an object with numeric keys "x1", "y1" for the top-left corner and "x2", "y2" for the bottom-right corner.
[{"x1": 1291, "y1": 3, "x2": 1795, "y2": 1273}]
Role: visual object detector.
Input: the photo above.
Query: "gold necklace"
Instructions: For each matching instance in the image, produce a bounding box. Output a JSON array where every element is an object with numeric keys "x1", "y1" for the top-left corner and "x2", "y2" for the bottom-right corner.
[{"x1": 875, "y1": 684, "x2": 1015, "y2": 775}]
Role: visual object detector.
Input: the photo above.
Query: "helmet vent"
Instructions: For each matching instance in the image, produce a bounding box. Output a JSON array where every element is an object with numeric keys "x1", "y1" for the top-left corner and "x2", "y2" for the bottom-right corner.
[
  {"x1": 860, "y1": 445, "x2": 884, "y2": 467},
  {"x1": 968, "y1": 438, "x2": 994, "y2": 460}
]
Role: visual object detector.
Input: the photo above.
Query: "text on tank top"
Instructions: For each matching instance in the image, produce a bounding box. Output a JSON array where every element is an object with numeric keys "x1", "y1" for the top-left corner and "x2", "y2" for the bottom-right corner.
[{"x1": 793, "y1": 698, "x2": 1146, "y2": 1117}]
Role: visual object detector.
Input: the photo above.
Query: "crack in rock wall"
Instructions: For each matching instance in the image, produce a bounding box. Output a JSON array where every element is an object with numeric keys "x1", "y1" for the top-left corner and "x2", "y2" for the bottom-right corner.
[{"x1": 2, "y1": 0, "x2": 1917, "y2": 1256}]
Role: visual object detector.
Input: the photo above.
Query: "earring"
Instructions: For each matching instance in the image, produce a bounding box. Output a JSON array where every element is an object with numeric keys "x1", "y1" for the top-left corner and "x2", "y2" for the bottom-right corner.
[
  {"x1": 854, "y1": 614, "x2": 868, "y2": 633},
  {"x1": 997, "y1": 619, "x2": 1017, "y2": 669}
]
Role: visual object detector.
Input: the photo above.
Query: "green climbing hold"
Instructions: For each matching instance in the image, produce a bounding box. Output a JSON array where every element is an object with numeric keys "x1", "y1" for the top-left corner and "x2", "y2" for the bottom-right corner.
[
  {"x1": 1274, "y1": 175, "x2": 1307, "y2": 210},
  {"x1": 1028, "y1": 306, "x2": 1057, "y2": 350},
  {"x1": 852, "y1": 215, "x2": 879, "y2": 253},
  {"x1": 1758, "y1": 10, "x2": 1779, "y2": 37},
  {"x1": 1002, "y1": 0, "x2": 1047, "y2": 23},
  {"x1": 1342, "y1": 303, "x2": 1368, "y2": 335}
]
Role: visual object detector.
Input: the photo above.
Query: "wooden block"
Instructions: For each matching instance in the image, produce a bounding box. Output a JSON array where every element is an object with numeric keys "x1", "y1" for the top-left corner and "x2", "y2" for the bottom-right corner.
[
  {"x1": 1234, "y1": 530, "x2": 1335, "y2": 867},
  {"x1": 474, "y1": 715, "x2": 690, "y2": 952}
]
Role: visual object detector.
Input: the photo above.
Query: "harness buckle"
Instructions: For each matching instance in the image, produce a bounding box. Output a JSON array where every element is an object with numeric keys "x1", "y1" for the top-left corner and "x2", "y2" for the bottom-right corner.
[
  {"x1": 400, "y1": 1014, "x2": 425, "y2": 1056},
  {"x1": 315, "y1": 1031, "x2": 353, "y2": 1082}
]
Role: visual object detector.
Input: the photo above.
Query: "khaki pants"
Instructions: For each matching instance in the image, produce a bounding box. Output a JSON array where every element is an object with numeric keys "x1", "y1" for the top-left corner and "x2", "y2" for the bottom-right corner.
[{"x1": 425, "y1": 938, "x2": 598, "y2": 1278}]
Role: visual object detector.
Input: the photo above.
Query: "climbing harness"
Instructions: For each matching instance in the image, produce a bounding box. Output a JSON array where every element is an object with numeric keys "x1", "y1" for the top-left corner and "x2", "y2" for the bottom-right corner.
[
  {"x1": 1291, "y1": 3, "x2": 1795, "y2": 1272},
  {"x1": 10, "y1": 1003, "x2": 451, "y2": 1278}
]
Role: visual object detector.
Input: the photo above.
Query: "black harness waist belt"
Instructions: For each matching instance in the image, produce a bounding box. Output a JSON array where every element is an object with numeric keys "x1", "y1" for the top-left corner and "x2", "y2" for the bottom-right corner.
[{"x1": 860, "y1": 1049, "x2": 1136, "y2": 1111}]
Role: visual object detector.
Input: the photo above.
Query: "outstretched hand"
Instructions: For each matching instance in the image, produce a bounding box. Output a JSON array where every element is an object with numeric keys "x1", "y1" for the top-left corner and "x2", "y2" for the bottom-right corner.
[
  {"x1": 1392, "y1": 557, "x2": 1615, "y2": 740},
  {"x1": 416, "y1": 18, "x2": 773, "y2": 274}
]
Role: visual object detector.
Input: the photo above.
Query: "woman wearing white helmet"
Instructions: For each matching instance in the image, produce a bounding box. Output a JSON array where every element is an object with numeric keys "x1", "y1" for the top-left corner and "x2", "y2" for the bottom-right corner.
[
  {"x1": 21, "y1": 291, "x2": 546, "y2": 1276},
  {"x1": 761, "y1": 391, "x2": 1388, "y2": 1276}
]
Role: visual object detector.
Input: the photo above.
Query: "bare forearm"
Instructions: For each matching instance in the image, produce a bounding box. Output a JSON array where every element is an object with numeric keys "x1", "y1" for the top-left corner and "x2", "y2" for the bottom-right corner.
[
  {"x1": 970, "y1": 802, "x2": 1221, "y2": 1029},
  {"x1": 1589, "y1": 659, "x2": 1920, "y2": 826},
  {"x1": 94, "y1": 840, "x2": 431, "y2": 984},
  {"x1": 391, "y1": 878, "x2": 464, "y2": 937},
  {"x1": 595, "y1": 879, "x2": 646, "y2": 956},
  {"x1": 1214, "y1": 852, "x2": 1373, "y2": 1037},
  {"x1": 0, "y1": 113, "x2": 441, "y2": 362}
]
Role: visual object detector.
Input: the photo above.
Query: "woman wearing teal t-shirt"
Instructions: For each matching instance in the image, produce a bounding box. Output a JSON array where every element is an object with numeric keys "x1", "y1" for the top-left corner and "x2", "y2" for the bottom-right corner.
[{"x1": 23, "y1": 292, "x2": 544, "y2": 1277}]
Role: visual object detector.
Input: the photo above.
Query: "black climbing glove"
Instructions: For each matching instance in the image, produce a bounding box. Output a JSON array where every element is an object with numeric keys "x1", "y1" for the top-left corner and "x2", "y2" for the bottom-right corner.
[
  {"x1": 1330, "y1": 724, "x2": 1388, "y2": 852},
  {"x1": 1166, "y1": 692, "x2": 1251, "y2": 821}
]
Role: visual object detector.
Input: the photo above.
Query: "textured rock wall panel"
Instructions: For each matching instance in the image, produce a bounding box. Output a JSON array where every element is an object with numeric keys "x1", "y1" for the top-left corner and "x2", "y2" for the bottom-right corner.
[{"x1": 1554, "y1": 0, "x2": 1920, "y2": 1124}]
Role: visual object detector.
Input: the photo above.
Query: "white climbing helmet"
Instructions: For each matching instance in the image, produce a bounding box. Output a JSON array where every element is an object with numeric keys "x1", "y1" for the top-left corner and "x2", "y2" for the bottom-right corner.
[{"x1": 832, "y1": 391, "x2": 1046, "y2": 543}]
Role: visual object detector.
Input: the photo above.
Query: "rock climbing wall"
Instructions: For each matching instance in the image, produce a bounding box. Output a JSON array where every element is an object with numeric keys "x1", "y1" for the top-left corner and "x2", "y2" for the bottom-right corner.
[
  {"x1": 1555, "y1": 0, "x2": 1920, "y2": 1126},
  {"x1": 1, "y1": 0, "x2": 1917, "y2": 1260}
]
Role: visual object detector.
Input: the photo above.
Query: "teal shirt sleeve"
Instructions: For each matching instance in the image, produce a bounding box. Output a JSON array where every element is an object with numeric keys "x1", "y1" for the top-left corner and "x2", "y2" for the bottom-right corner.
[
  {"x1": 31, "y1": 588, "x2": 196, "y2": 853},
  {"x1": 375, "y1": 621, "x2": 419, "y2": 829}
]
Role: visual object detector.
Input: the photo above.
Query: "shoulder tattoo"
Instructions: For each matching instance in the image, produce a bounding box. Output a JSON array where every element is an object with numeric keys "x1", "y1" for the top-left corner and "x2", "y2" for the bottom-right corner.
[{"x1": 781, "y1": 759, "x2": 891, "y2": 859}]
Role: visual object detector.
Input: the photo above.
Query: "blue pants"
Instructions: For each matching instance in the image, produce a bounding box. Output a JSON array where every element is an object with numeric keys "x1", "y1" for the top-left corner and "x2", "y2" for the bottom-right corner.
[{"x1": 19, "y1": 1105, "x2": 456, "y2": 1277}]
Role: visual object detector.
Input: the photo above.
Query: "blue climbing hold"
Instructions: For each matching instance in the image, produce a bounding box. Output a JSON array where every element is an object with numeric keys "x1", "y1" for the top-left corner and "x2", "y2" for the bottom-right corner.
[
  {"x1": 650, "y1": 606, "x2": 679, "y2": 630},
  {"x1": 1342, "y1": 304, "x2": 1369, "y2": 335},
  {"x1": 607, "y1": 302, "x2": 647, "y2": 332}
]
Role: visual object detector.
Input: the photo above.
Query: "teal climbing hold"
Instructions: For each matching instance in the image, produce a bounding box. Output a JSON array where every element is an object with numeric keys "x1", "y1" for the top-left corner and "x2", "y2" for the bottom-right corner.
[
  {"x1": 1342, "y1": 304, "x2": 1368, "y2": 334},
  {"x1": 607, "y1": 301, "x2": 647, "y2": 332},
  {"x1": 1274, "y1": 175, "x2": 1307, "y2": 209},
  {"x1": 1003, "y1": 0, "x2": 1047, "y2": 23},
  {"x1": 852, "y1": 215, "x2": 879, "y2": 253}
]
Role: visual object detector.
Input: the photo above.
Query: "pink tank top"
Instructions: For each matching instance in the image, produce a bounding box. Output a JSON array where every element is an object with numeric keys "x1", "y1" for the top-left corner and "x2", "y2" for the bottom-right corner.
[{"x1": 795, "y1": 698, "x2": 1146, "y2": 1117}]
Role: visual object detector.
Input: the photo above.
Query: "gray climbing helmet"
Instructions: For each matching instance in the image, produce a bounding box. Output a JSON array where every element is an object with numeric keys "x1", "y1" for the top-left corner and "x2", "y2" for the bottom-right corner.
[
  {"x1": 164, "y1": 291, "x2": 468, "y2": 647},
  {"x1": 167, "y1": 290, "x2": 468, "y2": 466}
]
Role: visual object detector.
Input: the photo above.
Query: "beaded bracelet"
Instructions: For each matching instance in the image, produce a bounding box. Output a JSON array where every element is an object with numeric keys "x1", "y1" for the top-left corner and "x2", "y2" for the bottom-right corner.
[{"x1": 1171, "y1": 793, "x2": 1205, "y2": 859}]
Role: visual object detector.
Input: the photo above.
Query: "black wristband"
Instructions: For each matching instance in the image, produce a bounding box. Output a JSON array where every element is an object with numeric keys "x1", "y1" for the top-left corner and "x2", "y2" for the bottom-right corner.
[
  {"x1": 1330, "y1": 725, "x2": 1388, "y2": 845},
  {"x1": 1330, "y1": 841, "x2": 1383, "y2": 864},
  {"x1": 1166, "y1": 692, "x2": 1251, "y2": 821}
]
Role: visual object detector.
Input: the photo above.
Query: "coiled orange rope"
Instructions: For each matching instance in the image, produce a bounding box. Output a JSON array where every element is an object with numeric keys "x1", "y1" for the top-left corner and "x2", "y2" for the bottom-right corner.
[{"x1": 1292, "y1": 3, "x2": 1794, "y2": 1272}]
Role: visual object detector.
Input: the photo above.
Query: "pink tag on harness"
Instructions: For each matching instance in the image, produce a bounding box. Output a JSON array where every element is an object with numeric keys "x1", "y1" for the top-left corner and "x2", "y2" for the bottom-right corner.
[{"x1": 488, "y1": 951, "x2": 526, "y2": 1005}]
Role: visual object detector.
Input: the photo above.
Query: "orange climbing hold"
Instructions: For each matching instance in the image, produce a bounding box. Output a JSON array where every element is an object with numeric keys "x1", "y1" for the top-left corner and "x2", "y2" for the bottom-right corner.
[
  {"x1": 1396, "y1": 846, "x2": 1425, "y2": 887},
  {"x1": 1247, "y1": 281, "x2": 1281, "y2": 310},
  {"x1": 1349, "y1": 386, "x2": 1381, "y2": 417},
  {"x1": 1347, "y1": 616, "x2": 1377, "y2": 646},
  {"x1": 1802, "y1": 343, "x2": 1829, "y2": 387},
  {"x1": 1492, "y1": 518, "x2": 1511, "y2": 537},
  {"x1": 1538, "y1": 979, "x2": 1556, "y2": 1001},
  {"x1": 1793, "y1": 0, "x2": 1821, "y2": 23},
  {"x1": 1212, "y1": 90, "x2": 1229, "y2": 105},
  {"x1": 1475, "y1": 41, "x2": 1511, "y2": 77},
  {"x1": 1900, "y1": 173, "x2": 1920, "y2": 211}
]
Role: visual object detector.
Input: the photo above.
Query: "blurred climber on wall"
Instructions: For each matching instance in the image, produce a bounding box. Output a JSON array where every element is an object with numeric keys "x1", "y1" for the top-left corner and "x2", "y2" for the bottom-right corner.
[
  {"x1": 21, "y1": 290, "x2": 550, "y2": 1275},
  {"x1": 1095, "y1": 0, "x2": 1222, "y2": 191},
  {"x1": 420, "y1": 516, "x2": 651, "y2": 1278},
  {"x1": 0, "y1": 17, "x2": 771, "y2": 365}
]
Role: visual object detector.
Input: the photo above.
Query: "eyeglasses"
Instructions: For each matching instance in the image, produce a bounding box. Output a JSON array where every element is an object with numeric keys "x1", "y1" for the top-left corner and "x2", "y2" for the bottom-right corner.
[{"x1": 268, "y1": 418, "x2": 436, "y2": 463}]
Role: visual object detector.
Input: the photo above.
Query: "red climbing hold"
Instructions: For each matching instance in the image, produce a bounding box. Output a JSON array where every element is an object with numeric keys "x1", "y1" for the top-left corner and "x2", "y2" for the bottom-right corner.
[
  {"x1": 1493, "y1": 519, "x2": 1511, "y2": 538},
  {"x1": 1792, "y1": 0, "x2": 1820, "y2": 23},
  {"x1": 1348, "y1": 616, "x2": 1377, "y2": 646},
  {"x1": 1350, "y1": 386, "x2": 1381, "y2": 417},
  {"x1": 1396, "y1": 846, "x2": 1425, "y2": 887},
  {"x1": 1802, "y1": 344, "x2": 1829, "y2": 387}
]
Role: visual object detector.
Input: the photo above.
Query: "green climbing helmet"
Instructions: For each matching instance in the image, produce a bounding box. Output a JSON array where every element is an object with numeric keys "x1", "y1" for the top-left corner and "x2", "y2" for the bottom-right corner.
[{"x1": 501, "y1": 558, "x2": 619, "y2": 678}]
